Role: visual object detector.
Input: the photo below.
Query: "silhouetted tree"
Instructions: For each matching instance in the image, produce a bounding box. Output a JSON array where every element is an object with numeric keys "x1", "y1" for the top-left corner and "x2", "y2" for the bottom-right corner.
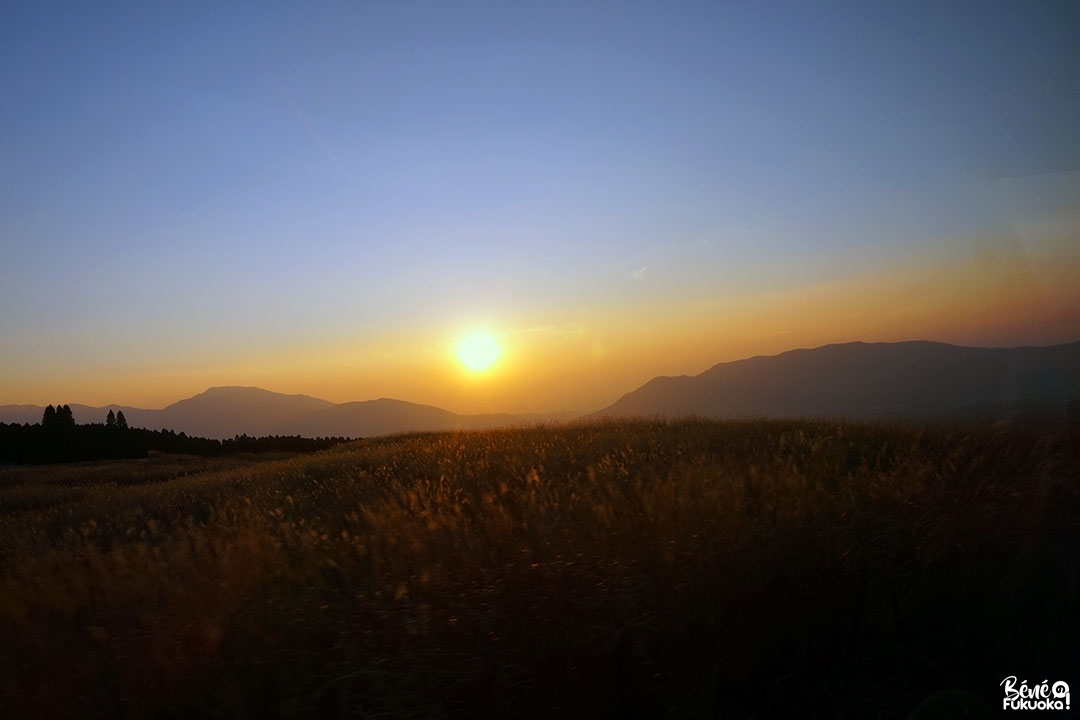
[
  {"x1": 57, "y1": 404, "x2": 75, "y2": 427},
  {"x1": 116, "y1": 410, "x2": 128, "y2": 430},
  {"x1": 42, "y1": 405, "x2": 56, "y2": 427},
  {"x1": 106, "y1": 409, "x2": 116, "y2": 428},
  {"x1": 0, "y1": 421, "x2": 350, "y2": 464}
]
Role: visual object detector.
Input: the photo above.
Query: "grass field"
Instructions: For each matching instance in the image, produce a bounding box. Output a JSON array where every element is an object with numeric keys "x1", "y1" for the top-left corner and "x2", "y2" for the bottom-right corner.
[{"x1": 1, "y1": 418, "x2": 1077, "y2": 718}]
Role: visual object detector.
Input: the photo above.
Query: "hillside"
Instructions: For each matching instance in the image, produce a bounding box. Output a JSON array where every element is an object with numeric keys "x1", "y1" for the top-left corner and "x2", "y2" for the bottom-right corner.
[
  {"x1": 157, "y1": 387, "x2": 336, "y2": 438},
  {"x1": 2, "y1": 418, "x2": 1074, "y2": 717},
  {"x1": 593, "y1": 340, "x2": 1080, "y2": 421}
]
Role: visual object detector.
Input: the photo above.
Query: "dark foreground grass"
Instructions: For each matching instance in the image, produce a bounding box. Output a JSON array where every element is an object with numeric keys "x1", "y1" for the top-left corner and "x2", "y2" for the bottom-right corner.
[{"x1": 1, "y1": 418, "x2": 1077, "y2": 718}]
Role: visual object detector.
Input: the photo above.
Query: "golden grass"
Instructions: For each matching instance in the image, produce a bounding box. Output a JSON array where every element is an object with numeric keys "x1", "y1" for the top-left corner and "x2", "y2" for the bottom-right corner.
[{"x1": 1, "y1": 418, "x2": 1076, "y2": 718}]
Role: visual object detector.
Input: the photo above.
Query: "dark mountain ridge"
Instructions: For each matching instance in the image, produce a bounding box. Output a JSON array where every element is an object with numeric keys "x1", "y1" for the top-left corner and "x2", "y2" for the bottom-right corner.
[{"x1": 592, "y1": 339, "x2": 1080, "y2": 421}]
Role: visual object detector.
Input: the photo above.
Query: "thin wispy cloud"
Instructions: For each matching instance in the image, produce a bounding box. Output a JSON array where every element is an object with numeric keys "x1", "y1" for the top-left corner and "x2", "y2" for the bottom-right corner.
[
  {"x1": 887, "y1": 302, "x2": 927, "y2": 317},
  {"x1": 269, "y1": 74, "x2": 351, "y2": 184},
  {"x1": 513, "y1": 324, "x2": 585, "y2": 337}
]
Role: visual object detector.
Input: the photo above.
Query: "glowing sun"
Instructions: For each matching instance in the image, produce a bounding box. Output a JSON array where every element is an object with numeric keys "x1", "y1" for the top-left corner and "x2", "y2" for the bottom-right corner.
[{"x1": 456, "y1": 332, "x2": 500, "y2": 372}]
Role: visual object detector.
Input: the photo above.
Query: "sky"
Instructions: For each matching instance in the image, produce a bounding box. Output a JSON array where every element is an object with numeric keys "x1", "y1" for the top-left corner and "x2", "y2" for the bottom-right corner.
[{"x1": 2, "y1": 1, "x2": 1079, "y2": 414}]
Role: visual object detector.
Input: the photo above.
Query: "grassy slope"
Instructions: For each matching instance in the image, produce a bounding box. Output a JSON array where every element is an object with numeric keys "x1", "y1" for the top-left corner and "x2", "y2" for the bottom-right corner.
[{"x1": 1, "y1": 419, "x2": 1077, "y2": 718}]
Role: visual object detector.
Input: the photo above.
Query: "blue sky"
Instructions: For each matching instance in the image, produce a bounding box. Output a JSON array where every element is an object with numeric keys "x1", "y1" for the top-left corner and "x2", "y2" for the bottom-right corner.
[{"x1": 2, "y1": 1, "x2": 1079, "y2": 410}]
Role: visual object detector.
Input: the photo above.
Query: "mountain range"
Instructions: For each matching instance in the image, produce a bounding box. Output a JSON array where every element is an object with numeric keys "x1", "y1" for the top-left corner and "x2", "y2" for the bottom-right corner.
[
  {"x1": 591, "y1": 339, "x2": 1080, "y2": 421},
  {"x1": 2, "y1": 339, "x2": 1078, "y2": 438},
  {"x1": 0, "y1": 388, "x2": 580, "y2": 440}
]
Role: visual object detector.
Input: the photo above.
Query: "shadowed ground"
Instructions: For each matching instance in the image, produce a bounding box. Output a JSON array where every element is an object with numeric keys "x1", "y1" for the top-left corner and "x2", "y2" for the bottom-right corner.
[{"x1": 1, "y1": 418, "x2": 1076, "y2": 718}]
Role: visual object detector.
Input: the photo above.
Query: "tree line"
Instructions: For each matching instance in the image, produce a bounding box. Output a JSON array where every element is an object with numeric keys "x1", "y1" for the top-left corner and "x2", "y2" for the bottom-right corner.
[{"x1": 0, "y1": 405, "x2": 353, "y2": 464}]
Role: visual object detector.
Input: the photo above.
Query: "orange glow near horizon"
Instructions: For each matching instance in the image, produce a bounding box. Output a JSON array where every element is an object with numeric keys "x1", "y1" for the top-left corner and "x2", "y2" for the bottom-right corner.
[{"x1": 6, "y1": 251, "x2": 1078, "y2": 415}]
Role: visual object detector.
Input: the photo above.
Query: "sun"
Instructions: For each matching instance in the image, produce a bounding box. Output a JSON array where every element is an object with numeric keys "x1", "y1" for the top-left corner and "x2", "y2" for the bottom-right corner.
[{"x1": 456, "y1": 332, "x2": 500, "y2": 372}]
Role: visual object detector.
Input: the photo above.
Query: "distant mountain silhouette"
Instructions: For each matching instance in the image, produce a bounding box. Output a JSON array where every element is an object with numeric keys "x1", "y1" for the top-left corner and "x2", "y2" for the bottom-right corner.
[
  {"x1": 157, "y1": 387, "x2": 335, "y2": 439},
  {"x1": 0, "y1": 386, "x2": 579, "y2": 439},
  {"x1": 591, "y1": 340, "x2": 1080, "y2": 421},
  {"x1": 290, "y1": 398, "x2": 572, "y2": 438},
  {"x1": 0, "y1": 404, "x2": 56, "y2": 425}
]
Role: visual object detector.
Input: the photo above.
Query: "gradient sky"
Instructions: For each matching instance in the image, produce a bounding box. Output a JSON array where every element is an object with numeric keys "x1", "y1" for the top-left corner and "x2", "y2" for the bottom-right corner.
[{"x1": 3, "y1": 1, "x2": 1079, "y2": 413}]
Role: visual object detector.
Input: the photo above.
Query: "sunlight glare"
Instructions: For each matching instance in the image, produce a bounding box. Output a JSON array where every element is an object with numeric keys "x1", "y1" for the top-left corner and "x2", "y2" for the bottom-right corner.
[{"x1": 456, "y1": 332, "x2": 500, "y2": 372}]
